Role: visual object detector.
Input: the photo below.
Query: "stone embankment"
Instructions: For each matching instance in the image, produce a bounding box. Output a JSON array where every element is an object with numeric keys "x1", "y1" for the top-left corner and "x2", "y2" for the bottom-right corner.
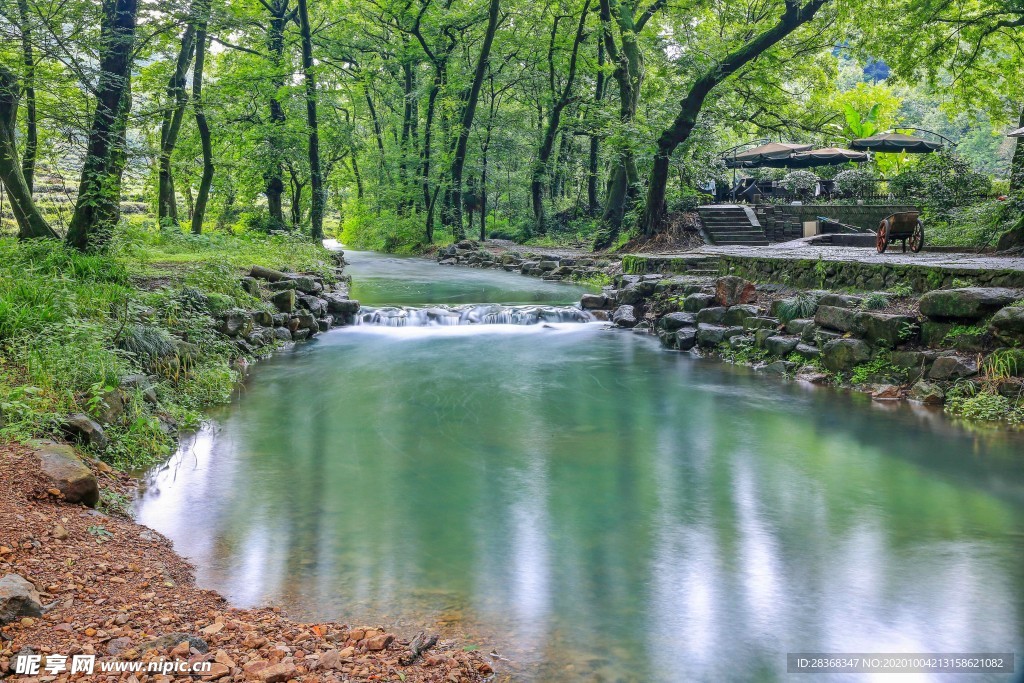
[
  {"x1": 582, "y1": 273, "x2": 1024, "y2": 414},
  {"x1": 0, "y1": 444, "x2": 491, "y2": 682},
  {"x1": 436, "y1": 239, "x2": 621, "y2": 282}
]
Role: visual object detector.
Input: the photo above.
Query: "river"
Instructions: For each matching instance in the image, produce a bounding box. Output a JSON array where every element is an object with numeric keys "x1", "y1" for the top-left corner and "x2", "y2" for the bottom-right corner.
[{"x1": 137, "y1": 249, "x2": 1024, "y2": 682}]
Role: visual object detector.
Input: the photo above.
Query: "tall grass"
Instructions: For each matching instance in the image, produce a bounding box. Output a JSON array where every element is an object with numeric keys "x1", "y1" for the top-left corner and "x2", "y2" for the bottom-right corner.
[{"x1": 0, "y1": 222, "x2": 336, "y2": 469}]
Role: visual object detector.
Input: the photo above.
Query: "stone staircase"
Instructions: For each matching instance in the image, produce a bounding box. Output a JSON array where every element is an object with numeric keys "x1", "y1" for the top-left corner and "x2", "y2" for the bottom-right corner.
[{"x1": 698, "y1": 205, "x2": 769, "y2": 246}]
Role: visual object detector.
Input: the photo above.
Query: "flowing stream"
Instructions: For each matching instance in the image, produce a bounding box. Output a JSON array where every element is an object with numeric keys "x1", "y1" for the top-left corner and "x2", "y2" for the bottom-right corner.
[{"x1": 137, "y1": 248, "x2": 1024, "y2": 682}]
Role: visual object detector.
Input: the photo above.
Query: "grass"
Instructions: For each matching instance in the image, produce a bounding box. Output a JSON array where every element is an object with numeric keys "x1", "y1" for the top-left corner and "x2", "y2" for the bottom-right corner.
[{"x1": 0, "y1": 220, "x2": 336, "y2": 469}]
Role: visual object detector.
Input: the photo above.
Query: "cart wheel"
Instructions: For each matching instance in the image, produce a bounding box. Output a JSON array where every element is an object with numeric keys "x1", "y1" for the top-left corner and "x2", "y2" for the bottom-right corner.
[
  {"x1": 902, "y1": 238, "x2": 907, "y2": 253},
  {"x1": 876, "y1": 220, "x2": 889, "y2": 254},
  {"x1": 910, "y1": 220, "x2": 924, "y2": 253}
]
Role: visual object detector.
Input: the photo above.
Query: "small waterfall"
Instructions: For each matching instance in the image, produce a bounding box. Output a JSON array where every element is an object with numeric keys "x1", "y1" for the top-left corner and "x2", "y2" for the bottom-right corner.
[{"x1": 355, "y1": 304, "x2": 594, "y2": 327}]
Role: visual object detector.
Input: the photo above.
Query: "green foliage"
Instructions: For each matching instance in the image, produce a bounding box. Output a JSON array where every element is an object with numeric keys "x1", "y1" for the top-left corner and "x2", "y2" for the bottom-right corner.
[
  {"x1": 861, "y1": 293, "x2": 890, "y2": 310},
  {"x1": 849, "y1": 352, "x2": 907, "y2": 385},
  {"x1": 888, "y1": 150, "x2": 991, "y2": 220},
  {"x1": 776, "y1": 291, "x2": 822, "y2": 323},
  {"x1": 945, "y1": 381, "x2": 1023, "y2": 424},
  {"x1": 833, "y1": 169, "x2": 876, "y2": 197},
  {"x1": 780, "y1": 170, "x2": 819, "y2": 193},
  {"x1": 890, "y1": 282, "x2": 914, "y2": 297},
  {"x1": 340, "y1": 205, "x2": 430, "y2": 254}
]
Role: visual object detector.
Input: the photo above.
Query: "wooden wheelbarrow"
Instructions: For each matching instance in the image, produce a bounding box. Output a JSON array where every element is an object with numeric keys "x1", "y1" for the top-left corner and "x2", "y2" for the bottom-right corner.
[{"x1": 876, "y1": 211, "x2": 923, "y2": 253}]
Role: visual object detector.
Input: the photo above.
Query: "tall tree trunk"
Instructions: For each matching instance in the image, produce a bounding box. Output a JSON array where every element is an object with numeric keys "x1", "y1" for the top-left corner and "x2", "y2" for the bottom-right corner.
[
  {"x1": 296, "y1": 0, "x2": 324, "y2": 239},
  {"x1": 191, "y1": 3, "x2": 214, "y2": 235},
  {"x1": 263, "y1": 1, "x2": 290, "y2": 231},
  {"x1": 532, "y1": 0, "x2": 590, "y2": 232},
  {"x1": 639, "y1": 0, "x2": 829, "y2": 235},
  {"x1": 587, "y1": 40, "x2": 605, "y2": 215},
  {"x1": 592, "y1": 0, "x2": 644, "y2": 249},
  {"x1": 1010, "y1": 107, "x2": 1024, "y2": 195},
  {"x1": 157, "y1": 9, "x2": 197, "y2": 226},
  {"x1": 66, "y1": 0, "x2": 138, "y2": 251},
  {"x1": 0, "y1": 65, "x2": 58, "y2": 238},
  {"x1": 16, "y1": 0, "x2": 37, "y2": 193},
  {"x1": 449, "y1": 0, "x2": 501, "y2": 239}
]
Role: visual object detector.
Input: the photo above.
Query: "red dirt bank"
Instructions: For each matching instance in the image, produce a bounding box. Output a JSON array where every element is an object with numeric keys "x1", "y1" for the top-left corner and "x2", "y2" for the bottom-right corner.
[{"x1": 0, "y1": 443, "x2": 492, "y2": 682}]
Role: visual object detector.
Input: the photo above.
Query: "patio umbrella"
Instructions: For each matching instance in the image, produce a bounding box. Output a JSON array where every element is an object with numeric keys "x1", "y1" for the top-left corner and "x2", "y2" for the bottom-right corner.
[
  {"x1": 1008, "y1": 126, "x2": 1024, "y2": 138},
  {"x1": 850, "y1": 132, "x2": 941, "y2": 153},
  {"x1": 729, "y1": 141, "x2": 813, "y2": 165},
  {"x1": 775, "y1": 147, "x2": 869, "y2": 168}
]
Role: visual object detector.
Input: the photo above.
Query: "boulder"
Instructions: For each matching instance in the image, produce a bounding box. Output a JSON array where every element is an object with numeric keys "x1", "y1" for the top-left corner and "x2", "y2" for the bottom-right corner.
[
  {"x1": 817, "y1": 293, "x2": 862, "y2": 309},
  {"x1": 92, "y1": 389, "x2": 125, "y2": 425},
  {"x1": 696, "y1": 306, "x2": 727, "y2": 324},
  {"x1": 814, "y1": 305, "x2": 860, "y2": 333},
  {"x1": 723, "y1": 304, "x2": 760, "y2": 326},
  {"x1": 612, "y1": 305, "x2": 637, "y2": 328},
  {"x1": 580, "y1": 294, "x2": 608, "y2": 310},
  {"x1": 675, "y1": 328, "x2": 698, "y2": 351},
  {"x1": 821, "y1": 338, "x2": 871, "y2": 372},
  {"x1": 696, "y1": 324, "x2": 728, "y2": 347},
  {"x1": 617, "y1": 280, "x2": 657, "y2": 305},
  {"x1": 682, "y1": 293, "x2": 715, "y2": 312},
  {"x1": 292, "y1": 313, "x2": 320, "y2": 335},
  {"x1": 762, "y1": 360, "x2": 796, "y2": 375},
  {"x1": 297, "y1": 295, "x2": 327, "y2": 317},
  {"x1": 920, "y1": 320, "x2": 953, "y2": 348},
  {"x1": 919, "y1": 287, "x2": 1020, "y2": 321},
  {"x1": 324, "y1": 294, "x2": 360, "y2": 315},
  {"x1": 269, "y1": 290, "x2": 296, "y2": 313},
  {"x1": 537, "y1": 260, "x2": 559, "y2": 272},
  {"x1": 272, "y1": 328, "x2": 292, "y2": 342},
  {"x1": 989, "y1": 305, "x2": 1024, "y2": 342},
  {"x1": 728, "y1": 334, "x2": 754, "y2": 349},
  {"x1": 785, "y1": 318, "x2": 814, "y2": 335},
  {"x1": 871, "y1": 384, "x2": 902, "y2": 400},
  {"x1": 715, "y1": 276, "x2": 756, "y2": 307},
  {"x1": 856, "y1": 312, "x2": 917, "y2": 349},
  {"x1": 658, "y1": 312, "x2": 697, "y2": 331},
  {"x1": 928, "y1": 355, "x2": 978, "y2": 380},
  {"x1": 763, "y1": 335, "x2": 799, "y2": 357},
  {"x1": 744, "y1": 316, "x2": 780, "y2": 331},
  {"x1": 794, "y1": 343, "x2": 820, "y2": 359},
  {"x1": 215, "y1": 309, "x2": 253, "y2": 337},
  {"x1": 291, "y1": 276, "x2": 323, "y2": 294},
  {"x1": 249, "y1": 265, "x2": 290, "y2": 282},
  {"x1": 28, "y1": 440, "x2": 98, "y2": 506},
  {"x1": 909, "y1": 380, "x2": 945, "y2": 404},
  {"x1": 121, "y1": 374, "x2": 158, "y2": 405},
  {"x1": 61, "y1": 414, "x2": 109, "y2": 451},
  {"x1": 0, "y1": 574, "x2": 43, "y2": 625},
  {"x1": 253, "y1": 310, "x2": 274, "y2": 326},
  {"x1": 240, "y1": 277, "x2": 261, "y2": 296}
]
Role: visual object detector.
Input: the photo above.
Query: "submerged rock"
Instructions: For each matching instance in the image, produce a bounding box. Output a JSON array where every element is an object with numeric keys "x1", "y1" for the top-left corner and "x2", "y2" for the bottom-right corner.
[{"x1": 909, "y1": 380, "x2": 945, "y2": 404}]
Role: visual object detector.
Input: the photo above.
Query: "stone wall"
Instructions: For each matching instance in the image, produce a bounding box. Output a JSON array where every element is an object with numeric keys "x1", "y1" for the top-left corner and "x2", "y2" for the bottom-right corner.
[
  {"x1": 757, "y1": 204, "x2": 918, "y2": 242},
  {"x1": 621, "y1": 253, "x2": 1024, "y2": 292}
]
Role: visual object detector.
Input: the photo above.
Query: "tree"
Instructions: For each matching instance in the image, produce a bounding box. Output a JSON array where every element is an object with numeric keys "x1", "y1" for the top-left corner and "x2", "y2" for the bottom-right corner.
[
  {"x1": 296, "y1": 0, "x2": 324, "y2": 239},
  {"x1": 0, "y1": 64, "x2": 58, "y2": 238},
  {"x1": 191, "y1": 0, "x2": 214, "y2": 234},
  {"x1": 639, "y1": 0, "x2": 830, "y2": 235},
  {"x1": 157, "y1": 4, "x2": 198, "y2": 226},
  {"x1": 65, "y1": 0, "x2": 139, "y2": 251}
]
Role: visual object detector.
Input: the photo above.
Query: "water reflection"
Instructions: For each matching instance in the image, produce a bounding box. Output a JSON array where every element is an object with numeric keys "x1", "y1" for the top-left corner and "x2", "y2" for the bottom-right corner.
[{"x1": 138, "y1": 324, "x2": 1024, "y2": 681}]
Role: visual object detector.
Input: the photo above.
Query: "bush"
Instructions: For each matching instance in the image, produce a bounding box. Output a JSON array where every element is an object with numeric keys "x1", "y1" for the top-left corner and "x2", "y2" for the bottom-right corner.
[
  {"x1": 889, "y1": 150, "x2": 991, "y2": 219},
  {"x1": 340, "y1": 203, "x2": 430, "y2": 254},
  {"x1": 833, "y1": 169, "x2": 876, "y2": 197},
  {"x1": 780, "y1": 170, "x2": 819, "y2": 194}
]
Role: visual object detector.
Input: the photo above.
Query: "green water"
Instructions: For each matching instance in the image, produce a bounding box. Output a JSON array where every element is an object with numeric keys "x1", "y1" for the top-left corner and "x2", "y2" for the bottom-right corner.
[{"x1": 138, "y1": 251, "x2": 1024, "y2": 681}]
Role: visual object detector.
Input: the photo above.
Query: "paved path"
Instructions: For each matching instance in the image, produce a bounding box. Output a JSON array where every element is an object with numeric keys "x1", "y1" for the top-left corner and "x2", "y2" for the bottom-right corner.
[{"x1": 639, "y1": 243, "x2": 1024, "y2": 273}]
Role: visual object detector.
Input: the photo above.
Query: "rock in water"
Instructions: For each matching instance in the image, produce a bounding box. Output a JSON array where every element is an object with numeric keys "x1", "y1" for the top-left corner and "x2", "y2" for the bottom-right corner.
[
  {"x1": 909, "y1": 380, "x2": 945, "y2": 404},
  {"x1": 612, "y1": 305, "x2": 637, "y2": 328},
  {"x1": 715, "y1": 276, "x2": 756, "y2": 307},
  {"x1": 29, "y1": 439, "x2": 99, "y2": 506},
  {"x1": 0, "y1": 574, "x2": 44, "y2": 625}
]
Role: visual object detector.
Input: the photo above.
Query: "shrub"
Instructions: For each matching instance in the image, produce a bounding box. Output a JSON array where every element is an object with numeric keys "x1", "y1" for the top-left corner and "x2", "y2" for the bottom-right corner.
[
  {"x1": 861, "y1": 293, "x2": 890, "y2": 310},
  {"x1": 780, "y1": 170, "x2": 819, "y2": 194},
  {"x1": 833, "y1": 169, "x2": 876, "y2": 197},
  {"x1": 888, "y1": 149, "x2": 991, "y2": 220},
  {"x1": 776, "y1": 291, "x2": 822, "y2": 323}
]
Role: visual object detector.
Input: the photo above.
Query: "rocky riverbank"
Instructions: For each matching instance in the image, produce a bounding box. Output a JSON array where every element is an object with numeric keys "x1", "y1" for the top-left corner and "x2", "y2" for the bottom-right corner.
[
  {"x1": 435, "y1": 240, "x2": 621, "y2": 284},
  {"x1": 583, "y1": 274, "x2": 1024, "y2": 424},
  {"x1": 0, "y1": 442, "x2": 491, "y2": 682}
]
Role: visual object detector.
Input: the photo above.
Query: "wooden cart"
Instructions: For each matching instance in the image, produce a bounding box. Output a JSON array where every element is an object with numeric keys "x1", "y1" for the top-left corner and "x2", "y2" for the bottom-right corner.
[{"x1": 876, "y1": 211, "x2": 923, "y2": 253}]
